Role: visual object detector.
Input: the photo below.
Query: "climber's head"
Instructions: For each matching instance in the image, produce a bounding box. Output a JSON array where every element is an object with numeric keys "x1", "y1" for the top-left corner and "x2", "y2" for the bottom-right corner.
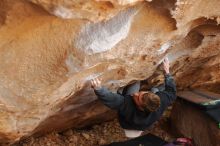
[{"x1": 133, "y1": 91, "x2": 160, "y2": 112}]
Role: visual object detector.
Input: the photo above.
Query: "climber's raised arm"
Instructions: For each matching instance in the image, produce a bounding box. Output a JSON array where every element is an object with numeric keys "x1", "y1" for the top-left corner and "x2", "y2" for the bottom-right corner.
[{"x1": 91, "y1": 78, "x2": 124, "y2": 110}]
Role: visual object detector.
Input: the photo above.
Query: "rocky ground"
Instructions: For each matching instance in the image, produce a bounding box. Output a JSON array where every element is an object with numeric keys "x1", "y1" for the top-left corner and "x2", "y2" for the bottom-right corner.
[{"x1": 14, "y1": 110, "x2": 175, "y2": 146}]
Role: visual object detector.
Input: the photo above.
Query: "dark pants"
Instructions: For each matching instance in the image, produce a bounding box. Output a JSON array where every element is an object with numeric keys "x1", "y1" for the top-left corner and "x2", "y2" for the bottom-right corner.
[{"x1": 122, "y1": 81, "x2": 141, "y2": 96}]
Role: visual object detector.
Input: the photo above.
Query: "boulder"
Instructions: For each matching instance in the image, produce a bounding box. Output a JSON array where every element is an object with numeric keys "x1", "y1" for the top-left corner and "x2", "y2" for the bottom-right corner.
[
  {"x1": 171, "y1": 99, "x2": 220, "y2": 146},
  {"x1": 0, "y1": 0, "x2": 220, "y2": 144}
]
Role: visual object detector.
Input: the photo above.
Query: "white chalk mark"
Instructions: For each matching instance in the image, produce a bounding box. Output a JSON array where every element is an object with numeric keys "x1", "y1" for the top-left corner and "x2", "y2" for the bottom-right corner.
[
  {"x1": 84, "y1": 72, "x2": 104, "y2": 81},
  {"x1": 74, "y1": 7, "x2": 139, "y2": 55},
  {"x1": 157, "y1": 42, "x2": 172, "y2": 54},
  {"x1": 65, "y1": 54, "x2": 82, "y2": 74},
  {"x1": 53, "y1": 6, "x2": 73, "y2": 19},
  {"x1": 157, "y1": 49, "x2": 192, "y2": 65}
]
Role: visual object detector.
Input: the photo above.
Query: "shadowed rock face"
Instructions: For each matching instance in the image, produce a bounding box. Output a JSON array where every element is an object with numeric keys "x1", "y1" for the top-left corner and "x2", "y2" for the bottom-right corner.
[
  {"x1": 171, "y1": 99, "x2": 220, "y2": 146},
  {"x1": 0, "y1": 0, "x2": 220, "y2": 144}
]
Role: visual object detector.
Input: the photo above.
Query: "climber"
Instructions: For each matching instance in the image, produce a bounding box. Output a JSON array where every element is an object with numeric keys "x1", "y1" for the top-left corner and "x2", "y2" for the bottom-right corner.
[{"x1": 90, "y1": 57, "x2": 176, "y2": 138}]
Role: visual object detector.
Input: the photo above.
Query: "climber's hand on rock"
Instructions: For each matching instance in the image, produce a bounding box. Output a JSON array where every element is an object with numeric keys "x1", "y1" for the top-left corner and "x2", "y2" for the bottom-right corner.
[
  {"x1": 163, "y1": 57, "x2": 170, "y2": 74},
  {"x1": 91, "y1": 78, "x2": 101, "y2": 89}
]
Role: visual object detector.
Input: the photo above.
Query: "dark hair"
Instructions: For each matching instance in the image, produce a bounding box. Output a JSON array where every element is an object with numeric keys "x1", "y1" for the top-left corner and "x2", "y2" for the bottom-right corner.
[{"x1": 142, "y1": 92, "x2": 161, "y2": 112}]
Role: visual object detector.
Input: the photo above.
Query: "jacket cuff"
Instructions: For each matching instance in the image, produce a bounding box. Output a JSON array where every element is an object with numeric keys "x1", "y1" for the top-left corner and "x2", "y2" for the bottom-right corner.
[{"x1": 94, "y1": 87, "x2": 105, "y2": 93}]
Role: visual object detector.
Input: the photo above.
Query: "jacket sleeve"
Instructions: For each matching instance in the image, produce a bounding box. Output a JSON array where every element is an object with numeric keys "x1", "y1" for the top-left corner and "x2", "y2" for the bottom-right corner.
[
  {"x1": 159, "y1": 74, "x2": 177, "y2": 106},
  {"x1": 94, "y1": 87, "x2": 124, "y2": 110}
]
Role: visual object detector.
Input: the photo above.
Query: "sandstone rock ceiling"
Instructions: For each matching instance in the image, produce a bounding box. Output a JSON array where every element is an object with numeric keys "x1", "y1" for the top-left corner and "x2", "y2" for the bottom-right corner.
[{"x1": 0, "y1": 0, "x2": 220, "y2": 144}]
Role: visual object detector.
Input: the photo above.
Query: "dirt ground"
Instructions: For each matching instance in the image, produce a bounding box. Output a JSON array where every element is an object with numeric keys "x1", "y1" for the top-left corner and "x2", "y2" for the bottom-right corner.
[{"x1": 14, "y1": 109, "x2": 175, "y2": 146}]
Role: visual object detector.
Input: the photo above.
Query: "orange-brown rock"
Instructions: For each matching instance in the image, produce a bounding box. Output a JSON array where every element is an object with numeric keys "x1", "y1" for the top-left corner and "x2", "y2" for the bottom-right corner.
[
  {"x1": 29, "y1": 0, "x2": 145, "y2": 21},
  {"x1": 0, "y1": 0, "x2": 220, "y2": 144}
]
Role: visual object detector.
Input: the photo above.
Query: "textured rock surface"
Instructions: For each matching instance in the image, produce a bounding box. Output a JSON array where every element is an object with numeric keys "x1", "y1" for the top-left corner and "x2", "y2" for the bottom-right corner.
[
  {"x1": 29, "y1": 0, "x2": 147, "y2": 21},
  {"x1": 171, "y1": 99, "x2": 220, "y2": 146},
  {"x1": 0, "y1": 0, "x2": 220, "y2": 144}
]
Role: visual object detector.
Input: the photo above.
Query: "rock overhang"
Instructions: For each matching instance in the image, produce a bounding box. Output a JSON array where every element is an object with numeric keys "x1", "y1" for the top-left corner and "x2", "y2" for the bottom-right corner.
[{"x1": 0, "y1": 0, "x2": 220, "y2": 144}]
